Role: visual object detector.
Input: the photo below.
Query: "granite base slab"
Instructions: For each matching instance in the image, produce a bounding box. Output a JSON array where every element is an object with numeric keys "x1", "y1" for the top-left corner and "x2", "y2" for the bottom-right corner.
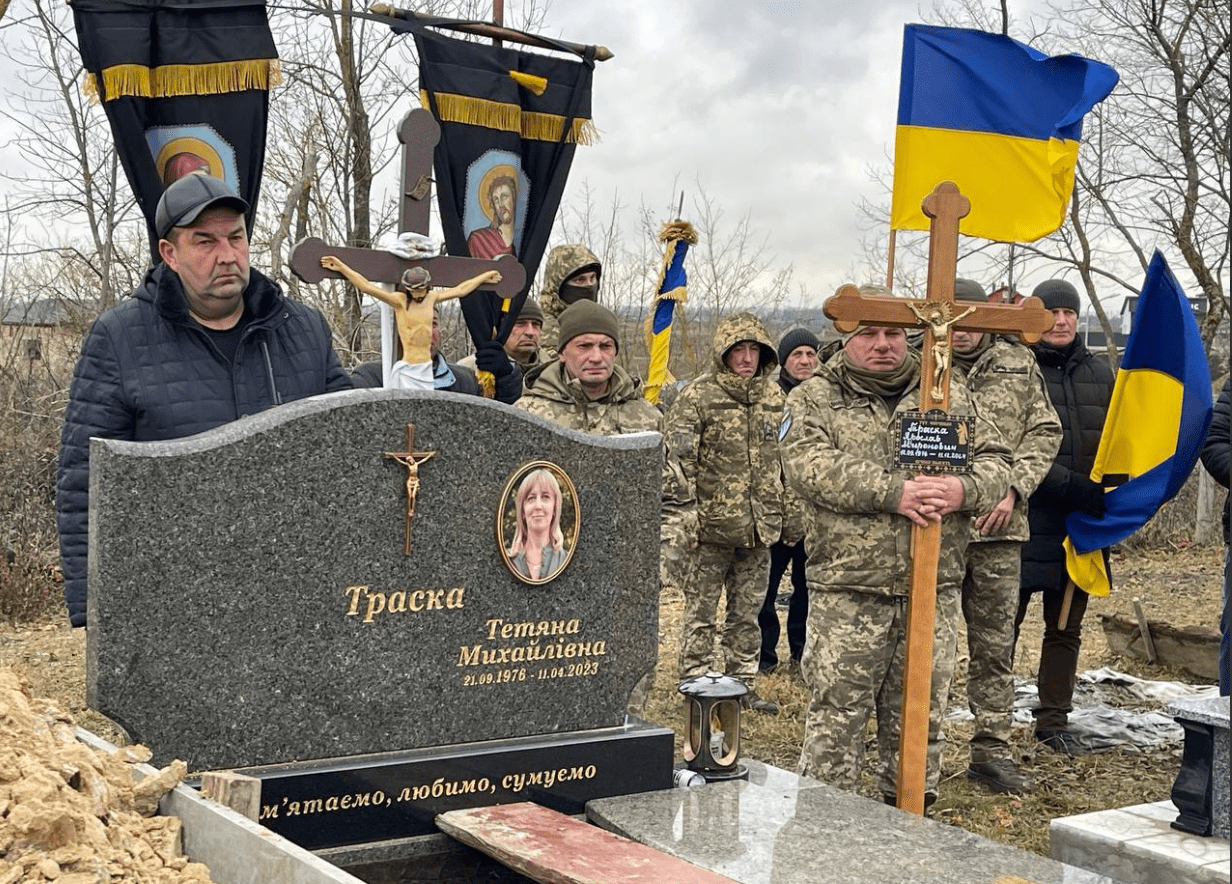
[
  {"x1": 1051, "y1": 800, "x2": 1230, "y2": 884},
  {"x1": 586, "y1": 761, "x2": 1119, "y2": 884},
  {"x1": 236, "y1": 721, "x2": 673, "y2": 850}
]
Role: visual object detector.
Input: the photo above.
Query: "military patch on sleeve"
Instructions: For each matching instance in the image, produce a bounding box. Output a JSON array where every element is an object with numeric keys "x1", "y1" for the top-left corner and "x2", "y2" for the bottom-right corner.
[{"x1": 779, "y1": 409, "x2": 793, "y2": 441}]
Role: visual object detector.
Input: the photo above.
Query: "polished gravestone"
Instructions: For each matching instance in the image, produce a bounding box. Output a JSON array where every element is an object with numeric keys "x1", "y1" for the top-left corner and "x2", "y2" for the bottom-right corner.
[
  {"x1": 588, "y1": 762, "x2": 1122, "y2": 884},
  {"x1": 87, "y1": 388, "x2": 672, "y2": 850}
]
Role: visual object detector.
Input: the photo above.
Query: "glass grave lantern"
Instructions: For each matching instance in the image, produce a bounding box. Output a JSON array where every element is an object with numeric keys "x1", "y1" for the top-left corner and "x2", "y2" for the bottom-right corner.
[{"x1": 678, "y1": 672, "x2": 748, "y2": 781}]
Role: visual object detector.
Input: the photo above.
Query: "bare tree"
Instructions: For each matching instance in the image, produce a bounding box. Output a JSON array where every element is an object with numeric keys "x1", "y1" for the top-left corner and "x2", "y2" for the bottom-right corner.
[
  {"x1": 0, "y1": 0, "x2": 145, "y2": 316},
  {"x1": 263, "y1": 1, "x2": 551, "y2": 361},
  {"x1": 551, "y1": 178, "x2": 795, "y2": 382}
]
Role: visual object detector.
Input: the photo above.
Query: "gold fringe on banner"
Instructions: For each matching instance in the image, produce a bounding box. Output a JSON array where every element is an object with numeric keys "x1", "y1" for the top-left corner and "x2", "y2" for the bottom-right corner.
[
  {"x1": 420, "y1": 90, "x2": 598, "y2": 145},
  {"x1": 507, "y1": 70, "x2": 548, "y2": 95},
  {"x1": 84, "y1": 59, "x2": 281, "y2": 103}
]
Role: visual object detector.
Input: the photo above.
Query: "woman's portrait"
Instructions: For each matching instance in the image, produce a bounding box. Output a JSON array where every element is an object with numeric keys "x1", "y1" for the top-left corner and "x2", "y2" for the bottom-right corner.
[{"x1": 498, "y1": 462, "x2": 578, "y2": 584}]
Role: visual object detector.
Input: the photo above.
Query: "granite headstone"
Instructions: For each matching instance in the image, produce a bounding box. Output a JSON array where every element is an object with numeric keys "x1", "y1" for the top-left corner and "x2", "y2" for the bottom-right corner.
[{"x1": 87, "y1": 389, "x2": 669, "y2": 806}]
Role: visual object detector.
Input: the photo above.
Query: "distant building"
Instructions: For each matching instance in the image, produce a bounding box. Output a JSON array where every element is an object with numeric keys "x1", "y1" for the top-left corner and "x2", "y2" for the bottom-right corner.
[{"x1": 2, "y1": 298, "x2": 72, "y2": 362}]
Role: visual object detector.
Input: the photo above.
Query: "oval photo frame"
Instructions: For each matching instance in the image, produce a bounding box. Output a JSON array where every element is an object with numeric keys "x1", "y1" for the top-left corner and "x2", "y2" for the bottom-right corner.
[{"x1": 497, "y1": 461, "x2": 579, "y2": 586}]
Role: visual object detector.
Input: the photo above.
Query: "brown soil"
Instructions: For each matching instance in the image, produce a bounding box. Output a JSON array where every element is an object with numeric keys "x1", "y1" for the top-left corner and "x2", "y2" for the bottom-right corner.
[
  {"x1": 0, "y1": 671, "x2": 216, "y2": 882},
  {"x1": 0, "y1": 544, "x2": 1223, "y2": 864}
]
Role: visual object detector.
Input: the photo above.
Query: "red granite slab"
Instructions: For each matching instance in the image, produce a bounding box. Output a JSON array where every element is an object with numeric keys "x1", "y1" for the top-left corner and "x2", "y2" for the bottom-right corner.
[{"x1": 436, "y1": 801, "x2": 739, "y2": 884}]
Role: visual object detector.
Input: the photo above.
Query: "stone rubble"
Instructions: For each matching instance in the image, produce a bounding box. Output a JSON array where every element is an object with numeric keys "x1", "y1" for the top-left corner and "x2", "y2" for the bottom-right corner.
[{"x1": 0, "y1": 669, "x2": 217, "y2": 883}]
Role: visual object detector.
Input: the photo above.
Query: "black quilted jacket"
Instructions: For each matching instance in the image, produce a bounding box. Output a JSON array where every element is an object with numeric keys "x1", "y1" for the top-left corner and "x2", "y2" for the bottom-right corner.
[
  {"x1": 56, "y1": 263, "x2": 351, "y2": 626},
  {"x1": 1020, "y1": 338, "x2": 1115, "y2": 592}
]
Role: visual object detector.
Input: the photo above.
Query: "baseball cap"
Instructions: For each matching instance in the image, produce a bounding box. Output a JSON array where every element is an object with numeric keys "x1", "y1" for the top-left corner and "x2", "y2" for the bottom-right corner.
[{"x1": 155, "y1": 172, "x2": 249, "y2": 239}]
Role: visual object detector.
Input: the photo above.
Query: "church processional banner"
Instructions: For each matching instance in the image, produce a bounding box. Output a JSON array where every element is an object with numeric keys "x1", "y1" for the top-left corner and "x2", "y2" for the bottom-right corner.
[
  {"x1": 70, "y1": 0, "x2": 279, "y2": 256},
  {"x1": 399, "y1": 22, "x2": 596, "y2": 343}
]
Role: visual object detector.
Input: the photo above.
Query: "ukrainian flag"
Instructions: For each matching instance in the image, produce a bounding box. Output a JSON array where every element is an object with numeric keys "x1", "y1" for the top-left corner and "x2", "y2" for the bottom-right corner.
[
  {"x1": 644, "y1": 221, "x2": 697, "y2": 405},
  {"x1": 891, "y1": 24, "x2": 1118, "y2": 243},
  {"x1": 1064, "y1": 252, "x2": 1214, "y2": 596}
]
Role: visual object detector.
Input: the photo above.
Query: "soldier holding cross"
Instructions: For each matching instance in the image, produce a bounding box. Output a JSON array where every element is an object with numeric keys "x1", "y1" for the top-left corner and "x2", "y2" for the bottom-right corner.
[{"x1": 781, "y1": 296, "x2": 1012, "y2": 806}]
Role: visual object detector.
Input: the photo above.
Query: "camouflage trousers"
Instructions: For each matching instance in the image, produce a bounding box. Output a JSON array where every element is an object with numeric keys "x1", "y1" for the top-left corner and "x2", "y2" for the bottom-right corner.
[
  {"x1": 960, "y1": 541, "x2": 1021, "y2": 764},
  {"x1": 678, "y1": 542, "x2": 770, "y2": 683},
  {"x1": 798, "y1": 587, "x2": 960, "y2": 797}
]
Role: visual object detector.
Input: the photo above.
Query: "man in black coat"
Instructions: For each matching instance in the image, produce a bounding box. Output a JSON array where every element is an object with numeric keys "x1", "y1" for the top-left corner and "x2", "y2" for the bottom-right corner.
[
  {"x1": 758, "y1": 327, "x2": 819, "y2": 673},
  {"x1": 56, "y1": 173, "x2": 352, "y2": 628},
  {"x1": 1201, "y1": 376, "x2": 1229, "y2": 695},
  {"x1": 1015, "y1": 278, "x2": 1114, "y2": 753}
]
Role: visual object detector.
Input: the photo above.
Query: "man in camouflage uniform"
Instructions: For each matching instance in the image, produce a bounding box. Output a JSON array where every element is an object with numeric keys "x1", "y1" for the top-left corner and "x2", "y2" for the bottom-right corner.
[
  {"x1": 516, "y1": 300, "x2": 662, "y2": 435},
  {"x1": 781, "y1": 314, "x2": 1010, "y2": 802},
  {"x1": 538, "y1": 244, "x2": 602, "y2": 360},
  {"x1": 950, "y1": 279, "x2": 1061, "y2": 794},
  {"x1": 666, "y1": 312, "x2": 785, "y2": 714}
]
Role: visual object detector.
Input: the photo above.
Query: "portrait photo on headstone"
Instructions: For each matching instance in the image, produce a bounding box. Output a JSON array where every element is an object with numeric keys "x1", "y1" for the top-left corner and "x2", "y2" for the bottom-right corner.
[{"x1": 498, "y1": 460, "x2": 579, "y2": 585}]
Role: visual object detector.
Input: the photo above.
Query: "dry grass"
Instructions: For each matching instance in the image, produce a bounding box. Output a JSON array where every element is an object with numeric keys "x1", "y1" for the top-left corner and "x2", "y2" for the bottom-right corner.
[
  {"x1": 0, "y1": 329, "x2": 76, "y2": 623},
  {"x1": 643, "y1": 544, "x2": 1222, "y2": 857}
]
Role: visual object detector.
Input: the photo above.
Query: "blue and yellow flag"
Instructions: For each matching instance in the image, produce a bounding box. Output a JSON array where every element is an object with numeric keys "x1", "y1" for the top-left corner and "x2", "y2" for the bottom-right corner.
[
  {"x1": 891, "y1": 24, "x2": 1118, "y2": 243},
  {"x1": 644, "y1": 221, "x2": 698, "y2": 405},
  {"x1": 1064, "y1": 252, "x2": 1214, "y2": 596}
]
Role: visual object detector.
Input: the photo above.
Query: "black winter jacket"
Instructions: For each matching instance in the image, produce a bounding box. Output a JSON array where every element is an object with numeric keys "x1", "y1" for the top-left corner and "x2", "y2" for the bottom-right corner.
[
  {"x1": 1201, "y1": 377, "x2": 1230, "y2": 543},
  {"x1": 1020, "y1": 339, "x2": 1115, "y2": 592},
  {"x1": 56, "y1": 263, "x2": 351, "y2": 626}
]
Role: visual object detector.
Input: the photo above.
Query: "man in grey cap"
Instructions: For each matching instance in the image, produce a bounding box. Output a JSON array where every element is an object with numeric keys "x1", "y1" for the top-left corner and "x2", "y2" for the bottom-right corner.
[{"x1": 56, "y1": 172, "x2": 351, "y2": 628}]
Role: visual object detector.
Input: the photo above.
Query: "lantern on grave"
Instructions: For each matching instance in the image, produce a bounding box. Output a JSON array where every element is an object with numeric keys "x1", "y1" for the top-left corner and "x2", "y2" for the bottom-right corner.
[{"x1": 678, "y1": 672, "x2": 748, "y2": 781}]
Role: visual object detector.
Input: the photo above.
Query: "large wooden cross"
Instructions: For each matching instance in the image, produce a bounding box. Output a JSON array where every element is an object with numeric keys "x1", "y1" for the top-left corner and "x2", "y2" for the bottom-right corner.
[
  {"x1": 288, "y1": 109, "x2": 526, "y2": 373},
  {"x1": 823, "y1": 181, "x2": 1054, "y2": 815}
]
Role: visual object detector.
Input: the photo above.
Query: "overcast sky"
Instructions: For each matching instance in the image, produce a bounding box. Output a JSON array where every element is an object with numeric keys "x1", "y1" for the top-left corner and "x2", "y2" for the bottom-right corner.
[{"x1": 544, "y1": 1, "x2": 918, "y2": 300}]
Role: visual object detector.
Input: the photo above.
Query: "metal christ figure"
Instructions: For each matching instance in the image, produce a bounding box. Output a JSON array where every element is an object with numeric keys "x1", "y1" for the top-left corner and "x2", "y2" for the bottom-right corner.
[
  {"x1": 383, "y1": 425, "x2": 437, "y2": 554},
  {"x1": 909, "y1": 301, "x2": 978, "y2": 402}
]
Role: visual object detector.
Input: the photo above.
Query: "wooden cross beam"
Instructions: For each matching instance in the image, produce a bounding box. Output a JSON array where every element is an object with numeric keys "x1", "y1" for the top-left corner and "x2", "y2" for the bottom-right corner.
[
  {"x1": 822, "y1": 181, "x2": 1053, "y2": 815},
  {"x1": 288, "y1": 108, "x2": 527, "y2": 367}
]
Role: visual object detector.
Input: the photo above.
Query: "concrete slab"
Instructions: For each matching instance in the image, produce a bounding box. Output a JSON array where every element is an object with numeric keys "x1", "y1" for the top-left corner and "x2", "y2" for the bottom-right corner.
[{"x1": 1051, "y1": 800, "x2": 1231, "y2": 884}]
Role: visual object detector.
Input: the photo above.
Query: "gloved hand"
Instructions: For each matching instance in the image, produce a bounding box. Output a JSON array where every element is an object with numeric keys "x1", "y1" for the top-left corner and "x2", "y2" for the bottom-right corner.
[
  {"x1": 1072, "y1": 474, "x2": 1106, "y2": 517},
  {"x1": 475, "y1": 340, "x2": 516, "y2": 380}
]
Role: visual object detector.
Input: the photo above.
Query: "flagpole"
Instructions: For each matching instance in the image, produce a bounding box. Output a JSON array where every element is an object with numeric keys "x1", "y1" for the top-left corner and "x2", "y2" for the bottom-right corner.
[{"x1": 886, "y1": 228, "x2": 897, "y2": 289}]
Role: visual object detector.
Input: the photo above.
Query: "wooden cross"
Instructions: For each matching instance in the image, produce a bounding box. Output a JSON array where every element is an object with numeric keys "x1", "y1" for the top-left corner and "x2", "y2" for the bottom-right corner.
[
  {"x1": 383, "y1": 423, "x2": 437, "y2": 555},
  {"x1": 288, "y1": 109, "x2": 527, "y2": 358},
  {"x1": 823, "y1": 181, "x2": 1054, "y2": 815}
]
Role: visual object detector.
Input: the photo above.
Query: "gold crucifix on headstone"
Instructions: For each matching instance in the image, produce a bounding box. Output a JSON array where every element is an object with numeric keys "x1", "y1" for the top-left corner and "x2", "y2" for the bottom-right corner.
[
  {"x1": 824, "y1": 181, "x2": 1054, "y2": 815},
  {"x1": 383, "y1": 423, "x2": 437, "y2": 555}
]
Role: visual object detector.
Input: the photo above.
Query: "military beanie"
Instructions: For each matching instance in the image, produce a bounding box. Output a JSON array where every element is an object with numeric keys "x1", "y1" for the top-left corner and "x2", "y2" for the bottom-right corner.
[
  {"x1": 1033, "y1": 279, "x2": 1081, "y2": 313},
  {"x1": 557, "y1": 299, "x2": 620, "y2": 353},
  {"x1": 777, "y1": 328, "x2": 821, "y2": 366},
  {"x1": 953, "y1": 278, "x2": 989, "y2": 302},
  {"x1": 516, "y1": 298, "x2": 545, "y2": 324}
]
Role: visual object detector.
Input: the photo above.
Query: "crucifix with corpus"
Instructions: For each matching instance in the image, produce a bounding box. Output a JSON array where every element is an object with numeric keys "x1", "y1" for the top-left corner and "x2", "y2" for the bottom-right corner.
[
  {"x1": 822, "y1": 181, "x2": 1054, "y2": 815},
  {"x1": 288, "y1": 109, "x2": 527, "y2": 393}
]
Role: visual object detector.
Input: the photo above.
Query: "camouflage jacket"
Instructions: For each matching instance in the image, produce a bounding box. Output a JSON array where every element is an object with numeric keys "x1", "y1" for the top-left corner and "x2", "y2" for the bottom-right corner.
[
  {"x1": 782, "y1": 352, "x2": 1011, "y2": 598},
  {"x1": 665, "y1": 312, "x2": 785, "y2": 549},
  {"x1": 955, "y1": 337, "x2": 1061, "y2": 543},
  {"x1": 516, "y1": 359, "x2": 664, "y2": 436},
  {"x1": 537, "y1": 244, "x2": 601, "y2": 360}
]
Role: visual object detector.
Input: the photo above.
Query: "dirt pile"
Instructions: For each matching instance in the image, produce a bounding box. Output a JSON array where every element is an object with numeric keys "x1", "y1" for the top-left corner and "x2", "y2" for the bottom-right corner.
[{"x1": 0, "y1": 670, "x2": 216, "y2": 883}]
